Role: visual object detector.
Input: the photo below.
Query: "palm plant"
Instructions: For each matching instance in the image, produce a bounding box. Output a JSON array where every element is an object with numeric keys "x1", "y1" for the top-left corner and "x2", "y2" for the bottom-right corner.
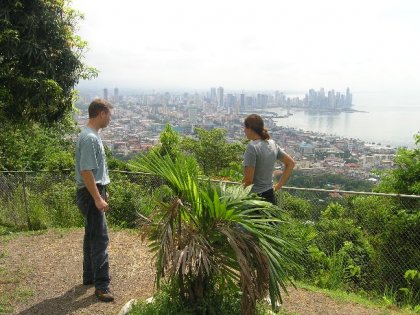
[{"x1": 131, "y1": 151, "x2": 302, "y2": 314}]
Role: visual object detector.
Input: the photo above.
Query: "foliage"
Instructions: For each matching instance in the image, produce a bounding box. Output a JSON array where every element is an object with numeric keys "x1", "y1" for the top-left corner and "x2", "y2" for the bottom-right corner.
[
  {"x1": 382, "y1": 269, "x2": 420, "y2": 311},
  {"x1": 129, "y1": 279, "x2": 290, "y2": 315},
  {"x1": 158, "y1": 123, "x2": 181, "y2": 161},
  {"x1": 131, "y1": 151, "x2": 302, "y2": 314},
  {"x1": 0, "y1": 184, "x2": 33, "y2": 229},
  {"x1": 376, "y1": 210, "x2": 420, "y2": 291},
  {"x1": 215, "y1": 161, "x2": 244, "y2": 182},
  {"x1": 181, "y1": 127, "x2": 245, "y2": 176},
  {"x1": 321, "y1": 202, "x2": 346, "y2": 220},
  {"x1": 129, "y1": 278, "x2": 242, "y2": 315},
  {"x1": 348, "y1": 196, "x2": 394, "y2": 236},
  {"x1": 0, "y1": 0, "x2": 96, "y2": 172},
  {"x1": 0, "y1": 122, "x2": 75, "y2": 171},
  {"x1": 278, "y1": 192, "x2": 312, "y2": 220},
  {"x1": 36, "y1": 175, "x2": 82, "y2": 228},
  {"x1": 288, "y1": 170, "x2": 374, "y2": 191},
  {"x1": 107, "y1": 173, "x2": 154, "y2": 227},
  {"x1": 104, "y1": 146, "x2": 131, "y2": 171},
  {"x1": 0, "y1": 172, "x2": 83, "y2": 230},
  {"x1": 314, "y1": 249, "x2": 348, "y2": 290},
  {"x1": 0, "y1": 0, "x2": 96, "y2": 124},
  {"x1": 376, "y1": 133, "x2": 420, "y2": 195},
  {"x1": 398, "y1": 269, "x2": 420, "y2": 307},
  {"x1": 316, "y1": 203, "x2": 364, "y2": 256}
]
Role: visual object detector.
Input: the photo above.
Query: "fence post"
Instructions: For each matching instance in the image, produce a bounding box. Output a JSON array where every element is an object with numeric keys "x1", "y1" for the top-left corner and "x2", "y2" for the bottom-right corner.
[{"x1": 21, "y1": 172, "x2": 31, "y2": 229}]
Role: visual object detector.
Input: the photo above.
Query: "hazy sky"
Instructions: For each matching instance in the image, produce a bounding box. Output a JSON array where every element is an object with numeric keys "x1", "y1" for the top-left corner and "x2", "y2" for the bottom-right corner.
[{"x1": 72, "y1": 0, "x2": 420, "y2": 92}]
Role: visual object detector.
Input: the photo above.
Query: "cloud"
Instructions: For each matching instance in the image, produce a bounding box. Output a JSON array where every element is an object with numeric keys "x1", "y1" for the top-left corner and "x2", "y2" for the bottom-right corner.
[{"x1": 73, "y1": 0, "x2": 420, "y2": 91}]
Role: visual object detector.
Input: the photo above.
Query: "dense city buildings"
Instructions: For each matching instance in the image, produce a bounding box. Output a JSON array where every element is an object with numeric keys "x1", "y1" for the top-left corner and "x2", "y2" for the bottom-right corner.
[
  {"x1": 76, "y1": 87, "x2": 395, "y2": 184},
  {"x1": 306, "y1": 87, "x2": 353, "y2": 110}
]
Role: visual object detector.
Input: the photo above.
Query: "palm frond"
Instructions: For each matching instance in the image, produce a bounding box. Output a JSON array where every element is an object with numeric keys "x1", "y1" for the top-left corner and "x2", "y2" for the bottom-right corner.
[{"x1": 133, "y1": 151, "x2": 302, "y2": 313}]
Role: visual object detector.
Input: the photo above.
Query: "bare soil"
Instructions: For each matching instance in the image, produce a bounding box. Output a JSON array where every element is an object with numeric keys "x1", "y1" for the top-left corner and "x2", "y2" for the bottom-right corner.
[{"x1": 0, "y1": 229, "x2": 400, "y2": 315}]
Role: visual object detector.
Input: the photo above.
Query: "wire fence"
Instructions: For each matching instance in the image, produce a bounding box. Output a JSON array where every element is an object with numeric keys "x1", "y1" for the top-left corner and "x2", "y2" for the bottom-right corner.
[{"x1": 0, "y1": 170, "x2": 419, "y2": 302}]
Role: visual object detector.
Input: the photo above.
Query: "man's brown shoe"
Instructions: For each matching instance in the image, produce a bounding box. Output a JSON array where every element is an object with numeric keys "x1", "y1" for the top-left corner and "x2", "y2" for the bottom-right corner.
[{"x1": 95, "y1": 289, "x2": 114, "y2": 302}]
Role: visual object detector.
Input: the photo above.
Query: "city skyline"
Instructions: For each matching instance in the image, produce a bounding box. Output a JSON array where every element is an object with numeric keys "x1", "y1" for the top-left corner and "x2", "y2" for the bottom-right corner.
[{"x1": 72, "y1": 0, "x2": 420, "y2": 94}]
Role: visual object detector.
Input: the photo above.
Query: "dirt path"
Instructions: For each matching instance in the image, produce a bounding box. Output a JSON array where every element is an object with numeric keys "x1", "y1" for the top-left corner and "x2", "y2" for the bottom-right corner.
[
  {"x1": 1, "y1": 229, "x2": 155, "y2": 315},
  {"x1": 0, "y1": 229, "x2": 396, "y2": 315}
]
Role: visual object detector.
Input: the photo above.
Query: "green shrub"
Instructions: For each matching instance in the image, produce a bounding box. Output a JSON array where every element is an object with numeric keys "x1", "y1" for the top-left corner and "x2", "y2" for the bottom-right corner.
[
  {"x1": 278, "y1": 192, "x2": 312, "y2": 220},
  {"x1": 349, "y1": 196, "x2": 393, "y2": 235},
  {"x1": 375, "y1": 211, "x2": 420, "y2": 291},
  {"x1": 39, "y1": 180, "x2": 83, "y2": 228},
  {"x1": 0, "y1": 186, "x2": 31, "y2": 229},
  {"x1": 107, "y1": 176, "x2": 153, "y2": 227},
  {"x1": 129, "y1": 278, "x2": 242, "y2": 315},
  {"x1": 129, "y1": 278, "x2": 281, "y2": 315}
]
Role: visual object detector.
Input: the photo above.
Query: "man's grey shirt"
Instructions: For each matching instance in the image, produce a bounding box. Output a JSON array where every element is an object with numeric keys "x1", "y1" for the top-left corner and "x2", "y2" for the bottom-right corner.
[
  {"x1": 75, "y1": 127, "x2": 110, "y2": 189},
  {"x1": 243, "y1": 139, "x2": 286, "y2": 193}
]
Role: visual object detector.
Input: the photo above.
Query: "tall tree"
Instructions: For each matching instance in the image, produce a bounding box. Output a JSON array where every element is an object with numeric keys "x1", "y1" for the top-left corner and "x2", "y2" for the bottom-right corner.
[
  {"x1": 0, "y1": 0, "x2": 96, "y2": 124},
  {"x1": 0, "y1": 0, "x2": 96, "y2": 170},
  {"x1": 181, "y1": 127, "x2": 245, "y2": 176},
  {"x1": 158, "y1": 123, "x2": 181, "y2": 161},
  {"x1": 376, "y1": 134, "x2": 420, "y2": 195}
]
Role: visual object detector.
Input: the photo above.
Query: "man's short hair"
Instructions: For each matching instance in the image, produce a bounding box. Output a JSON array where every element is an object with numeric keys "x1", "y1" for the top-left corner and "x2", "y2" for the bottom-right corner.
[{"x1": 88, "y1": 99, "x2": 113, "y2": 118}]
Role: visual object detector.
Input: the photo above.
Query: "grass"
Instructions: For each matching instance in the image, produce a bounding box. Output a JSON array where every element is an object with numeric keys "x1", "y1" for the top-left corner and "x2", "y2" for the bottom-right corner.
[
  {"x1": 0, "y1": 248, "x2": 33, "y2": 315},
  {"x1": 129, "y1": 299, "x2": 295, "y2": 315},
  {"x1": 0, "y1": 286, "x2": 34, "y2": 315},
  {"x1": 296, "y1": 281, "x2": 419, "y2": 314},
  {"x1": 0, "y1": 225, "x2": 89, "y2": 242},
  {"x1": 0, "y1": 224, "x2": 48, "y2": 242}
]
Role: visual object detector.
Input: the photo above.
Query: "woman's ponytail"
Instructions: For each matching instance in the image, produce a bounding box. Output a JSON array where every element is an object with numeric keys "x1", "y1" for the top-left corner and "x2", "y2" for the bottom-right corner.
[{"x1": 261, "y1": 128, "x2": 270, "y2": 140}]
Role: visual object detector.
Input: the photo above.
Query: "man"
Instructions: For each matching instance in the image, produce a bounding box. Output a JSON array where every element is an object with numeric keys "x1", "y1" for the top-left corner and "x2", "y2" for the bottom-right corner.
[{"x1": 75, "y1": 98, "x2": 114, "y2": 302}]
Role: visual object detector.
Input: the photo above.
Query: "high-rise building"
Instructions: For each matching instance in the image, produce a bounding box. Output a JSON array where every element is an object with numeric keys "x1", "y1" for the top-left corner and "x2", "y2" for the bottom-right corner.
[
  {"x1": 226, "y1": 94, "x2": 235, "y2": 114},
  {"x1": 217, "y1": 87, "x2": 224, "y2": 108},
  {"x1": 194, "y1": 92, "x2": 201, "y2": 107},
  {"x1": 210, "y1": 87, "x2": 217, "y2": 103},
  {"x1": 114, "y1": 88, "x2": 119, "y2": 103},
  {"x1": 328, "y1": 90, "x2": 336, "y2": 108},
  {"x1": 240, "y1": 93, "x2": 245, "y2": 112},
  {"x1": 308, "y1": 89, "x2": 317, "y2": 107},
  {"x1": 319, "y1": 88, "x2": 326, "y2": 107},
  {"x1": 246, "y1": 96, "x2": 254, "y2": 109},
  {"x1": 103, "y1": 88, "x2": 108, "y2": 100},
  {"x1": 345, "y1": 87, "x2": 352, "y2": 108},
  {"x1": 257, "y1": 94, "x2": 268, "y2": 109}
]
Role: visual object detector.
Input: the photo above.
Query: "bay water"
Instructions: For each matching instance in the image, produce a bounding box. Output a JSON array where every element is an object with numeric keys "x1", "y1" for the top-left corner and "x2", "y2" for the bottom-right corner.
[{"x1": 271, "y1": 91, "x2": 420, "y2": 148}]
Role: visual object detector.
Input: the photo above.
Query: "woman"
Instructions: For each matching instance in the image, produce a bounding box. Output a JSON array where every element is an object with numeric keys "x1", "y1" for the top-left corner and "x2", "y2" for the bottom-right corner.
[{"x1": 242, "y1": 114, "x2": 295, "y2": 204}]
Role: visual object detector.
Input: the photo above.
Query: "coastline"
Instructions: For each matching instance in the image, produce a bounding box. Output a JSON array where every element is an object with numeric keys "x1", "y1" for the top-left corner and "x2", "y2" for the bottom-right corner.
[{"x1": 267, "y1": 106, "x2": 417, "y2": 149}]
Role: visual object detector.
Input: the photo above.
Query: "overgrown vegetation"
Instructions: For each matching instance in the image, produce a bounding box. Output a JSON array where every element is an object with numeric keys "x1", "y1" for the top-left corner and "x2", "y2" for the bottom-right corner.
[
  {"x1": 129, "y1": 280, "x2": 292, "y2": 315},
  {"x1": 0, "y1": 0, "x2": 96, "y2": 171},
  {"x1": 279, "y1": 191, "x2": 420, "y2": 311},
  {"x1": 287, "y1": 170, "x2": 375, "y2": 191},
  {"x1": 130, "y1": 151, "x2": 301, "y2": 314}
]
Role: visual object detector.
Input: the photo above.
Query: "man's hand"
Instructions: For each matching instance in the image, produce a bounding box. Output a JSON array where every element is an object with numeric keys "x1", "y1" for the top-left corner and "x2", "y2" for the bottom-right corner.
[
  {"x1": 273, "y1": 184, "x2": 282, "y2": 192},
  {"x1": 94, "y1": 197, "x2": 109, "y2": 212}
]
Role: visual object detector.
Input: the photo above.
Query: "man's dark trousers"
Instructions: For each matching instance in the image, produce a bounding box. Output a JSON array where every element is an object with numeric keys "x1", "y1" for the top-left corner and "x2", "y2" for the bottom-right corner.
[{"x1": 76, "y1": 185, "x2": 110, "y2": 291}]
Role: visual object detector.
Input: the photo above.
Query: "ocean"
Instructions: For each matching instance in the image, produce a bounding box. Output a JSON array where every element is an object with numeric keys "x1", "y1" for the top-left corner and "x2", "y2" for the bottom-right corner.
[{"x1": 271, "y1": 91, "x2": 420, "y2": 148}]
